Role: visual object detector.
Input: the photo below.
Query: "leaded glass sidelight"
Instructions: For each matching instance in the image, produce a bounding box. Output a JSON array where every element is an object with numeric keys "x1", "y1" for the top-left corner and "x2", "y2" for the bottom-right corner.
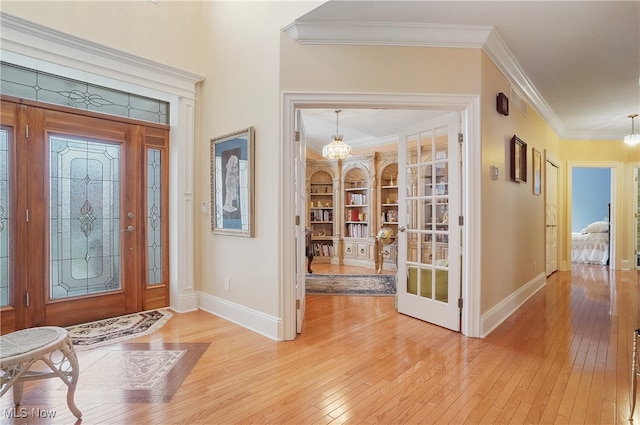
[
  {"x1": 147, "y1": 148, "x2": 162, "y2": 285},
  {"x1": 49, "y1": 136, "x2": 121, "y2": 299},
  {"x1": 0, "y1": 129, "x2": 9, "y2": 306}
]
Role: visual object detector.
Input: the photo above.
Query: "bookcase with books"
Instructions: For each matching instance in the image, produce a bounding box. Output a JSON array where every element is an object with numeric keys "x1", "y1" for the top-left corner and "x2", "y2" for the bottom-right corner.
[
  {"x1": 342, "y1": 163, "x2": 375, "y2": 266},
  {"x1": 344, "y1": 167, "x2": 369, "y2": 239},
  {"x1": 377, "y1": 160, "x2": 398, "y2": 268},
  {"x1": 308, "y1": 169, "x2": 335, "y2": 263}
]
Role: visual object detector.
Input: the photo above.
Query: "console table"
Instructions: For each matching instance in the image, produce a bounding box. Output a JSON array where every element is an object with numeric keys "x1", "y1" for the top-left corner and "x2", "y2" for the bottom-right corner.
[{"x1": 0, "y1": 326, "x2": 82, "y2": 419}]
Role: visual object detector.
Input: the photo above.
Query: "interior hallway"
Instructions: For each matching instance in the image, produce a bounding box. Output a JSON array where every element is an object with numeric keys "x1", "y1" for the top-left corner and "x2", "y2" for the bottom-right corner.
[{"x1": 2, "y1": 264, "x2": 639, "y2": 424}]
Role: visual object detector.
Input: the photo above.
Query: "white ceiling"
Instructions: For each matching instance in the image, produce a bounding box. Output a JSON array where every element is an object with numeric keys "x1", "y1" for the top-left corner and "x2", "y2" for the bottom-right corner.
[{"x1": 289, "y1": 1, "x2": 640, "y2": 155}]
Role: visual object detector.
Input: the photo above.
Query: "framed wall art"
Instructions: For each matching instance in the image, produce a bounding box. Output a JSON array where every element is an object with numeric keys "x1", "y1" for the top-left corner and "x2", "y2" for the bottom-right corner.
[
  {"x1": 210, "y1": 127, "x2": 255, "y2": 237},
  {"x1": 532, "y1": 148, "x2": 542, "y2": 195},
  {"x1": 510, "y1": 135, "x2": 527, "y2": 183}
]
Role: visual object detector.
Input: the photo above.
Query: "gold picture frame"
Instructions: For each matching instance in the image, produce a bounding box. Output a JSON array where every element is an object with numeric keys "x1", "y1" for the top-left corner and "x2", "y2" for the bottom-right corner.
[
  {"x1": 532, "y1": 148, "x2": 542, "y2": 195},
  {"x1": 210, "y1": 127, "x2": 255, "y2": 237},
  {"x1": 510, "y1": 135, "x2": 527, "y2": 183}
]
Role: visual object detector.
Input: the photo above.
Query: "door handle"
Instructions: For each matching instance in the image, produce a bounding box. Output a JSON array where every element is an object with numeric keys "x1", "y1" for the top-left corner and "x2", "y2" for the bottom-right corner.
[
  {"x1": 121, "y1": 225, "x2": 135, "y2": 232},
  {"x1": 399, "y1": 226, "x2": 406, "y2": 233}
]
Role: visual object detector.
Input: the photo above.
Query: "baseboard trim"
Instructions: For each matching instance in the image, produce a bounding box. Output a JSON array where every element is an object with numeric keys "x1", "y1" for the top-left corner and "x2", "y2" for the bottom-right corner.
[
  {"x1": 197, "y1": 292, "x2": 282, "y2": 341},
  {"x1": 481, "y1": 272, "x2": 546, "y2": 337}
]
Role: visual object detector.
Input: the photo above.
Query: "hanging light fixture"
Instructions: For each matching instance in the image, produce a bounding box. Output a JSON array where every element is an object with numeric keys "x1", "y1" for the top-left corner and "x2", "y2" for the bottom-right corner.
[
  {"x1": 624, "y1": 114, "x2": 640, "y2": 145},
  {"x1": 322, "y1": 110, "x2": 352, "y2": 159}
]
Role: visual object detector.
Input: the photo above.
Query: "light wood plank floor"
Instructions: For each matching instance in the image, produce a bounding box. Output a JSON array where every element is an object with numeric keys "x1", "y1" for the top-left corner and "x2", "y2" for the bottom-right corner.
[{"x1": 1, "y1": 264, "x2": 639, "y2": 424}]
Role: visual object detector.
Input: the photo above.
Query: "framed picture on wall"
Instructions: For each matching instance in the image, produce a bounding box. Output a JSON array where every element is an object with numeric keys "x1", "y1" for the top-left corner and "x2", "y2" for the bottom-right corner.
[
  {"x1": 210, "y1": 127, "x2": 255, "y2": 237},
  {"x1": 532, "y1": 148, "x2": 542, "y2": 195},
  {"x1": 510, "y1": 135, "x2": 527, "y2": 183}
]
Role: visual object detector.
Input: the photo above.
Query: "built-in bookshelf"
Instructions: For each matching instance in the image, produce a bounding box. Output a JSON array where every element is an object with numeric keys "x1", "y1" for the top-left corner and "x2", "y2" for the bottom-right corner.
[
  {"x1": 308, "y1": 170, "x2": 334, "y2": 261},
  {"x1": 343, "y1": 167, "x2": 369, "y2": 239},
  {"x1": 379, "y1": 163, "x2": 398, "y2": 233}
]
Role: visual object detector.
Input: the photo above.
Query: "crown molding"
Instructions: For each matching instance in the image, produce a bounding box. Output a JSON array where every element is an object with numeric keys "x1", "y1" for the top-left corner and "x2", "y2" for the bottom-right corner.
[
  {"x1": 284, "y1": 20, "x2": 566, "y2": 138},
  {"x1": 0, "y1": 11, "x2": 203, "y2": 99},
  {"x1": 284, "y1": 21, "x2": 494, "y2": 48}
]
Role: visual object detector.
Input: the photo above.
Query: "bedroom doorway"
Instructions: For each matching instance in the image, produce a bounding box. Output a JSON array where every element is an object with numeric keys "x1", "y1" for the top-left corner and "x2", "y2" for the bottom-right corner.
[{"x1": 570, "y1": 166, "x2": 612, "y2": 267}]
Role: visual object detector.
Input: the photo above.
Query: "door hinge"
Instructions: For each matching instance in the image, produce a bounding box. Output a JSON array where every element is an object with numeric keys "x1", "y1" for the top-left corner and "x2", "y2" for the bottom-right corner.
[
  {"x1": 296, "y1": 299, "x2": 301, "y2": 309},
  {"x1": 458, "y1": 133, "x2": 463, "y2": 144},
  {"x1": 458, "y1": 297, "x2": 463, "y2": 309},
  {"x1": 26, "y1": 208, "x2": 29, "y2": 223},
  {"x1": 458, "y1": 216, "x2": 463, "y2": 226},
  {"x1": 295, "y1": 131, "x2": 300, "y2": 142},
  {"x1": 295, "y1": 215, "x2": 300, "y2": 226},
  {"x1": 25, "y1": 292, "x2": 30, "y2": 307},
  {"x1": 25, "y1": 124, "x2": 29, "y2": 139}
]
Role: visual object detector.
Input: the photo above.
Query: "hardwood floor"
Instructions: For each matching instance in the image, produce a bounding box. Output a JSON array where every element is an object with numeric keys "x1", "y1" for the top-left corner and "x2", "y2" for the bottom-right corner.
[{"x1": 1, "y1": 264, "x2": 639, "y2": 424}]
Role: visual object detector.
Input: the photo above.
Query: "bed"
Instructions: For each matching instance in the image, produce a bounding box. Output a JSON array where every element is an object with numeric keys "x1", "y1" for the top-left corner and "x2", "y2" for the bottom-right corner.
[{"x1": 571, "y1": 221, "x2": 609, "y2": 265}]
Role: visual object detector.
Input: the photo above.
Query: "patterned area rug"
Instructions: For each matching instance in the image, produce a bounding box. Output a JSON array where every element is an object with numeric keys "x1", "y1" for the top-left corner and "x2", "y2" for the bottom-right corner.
[
  {"x1": 60, "y1": 342, "x2": 210, "y2": 403},
  {"x1": 66, "y1": 309, "x2": 173, "y2": 350},
  {"x1": 306, "y1": 274, "x2": 396, "y2": 296}
]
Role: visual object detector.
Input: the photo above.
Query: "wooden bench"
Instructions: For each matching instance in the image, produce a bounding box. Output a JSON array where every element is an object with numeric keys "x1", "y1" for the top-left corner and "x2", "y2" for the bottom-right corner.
[{"x1": 0, "y1": 326, "x2": 82, "y2": 419}]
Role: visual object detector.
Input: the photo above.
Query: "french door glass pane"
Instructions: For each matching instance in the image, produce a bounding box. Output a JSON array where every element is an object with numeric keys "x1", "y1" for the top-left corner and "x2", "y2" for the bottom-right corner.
[
  {"x1": 405, "y1": 127, "x2": 450, "y2": 303},
  {"x1": 147, "y1": 148, "x2": 162, "y2": 285},
  {"x1": 49, "y1": 136, "x2": 121, "y2": 299},
  {"x1": 0, "y1": 129, "x2": 9, "y2": 306}
]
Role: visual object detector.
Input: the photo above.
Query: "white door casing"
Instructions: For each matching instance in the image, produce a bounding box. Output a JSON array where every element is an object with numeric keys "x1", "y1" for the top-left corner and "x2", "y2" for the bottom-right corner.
[{"x1": 281, "y1": 92, "x2": 481, "y2": 340}]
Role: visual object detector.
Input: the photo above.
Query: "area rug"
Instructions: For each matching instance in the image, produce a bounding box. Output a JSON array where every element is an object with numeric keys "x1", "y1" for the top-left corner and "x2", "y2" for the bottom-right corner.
[
  {"x1": 60, "y1": 342, "x2": 210, "y2": 403},
  {"x1": 66, "y1": 309, "x2": 173, "y2": 350},
  {"x1": 306, "y1": 274, "x2": 396, "y2": 296}
]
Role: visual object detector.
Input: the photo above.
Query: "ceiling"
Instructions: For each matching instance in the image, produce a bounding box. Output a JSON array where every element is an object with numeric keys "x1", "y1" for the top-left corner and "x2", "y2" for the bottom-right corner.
[{"x1": 288, "y1": 1, "x2": 640, "y2": 155}]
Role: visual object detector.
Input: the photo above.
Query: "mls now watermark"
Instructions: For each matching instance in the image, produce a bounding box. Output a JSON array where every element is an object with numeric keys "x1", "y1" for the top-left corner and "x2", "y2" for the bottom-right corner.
[{"x1": 3, "y1": 407, "x2": 57, "y2": 419}]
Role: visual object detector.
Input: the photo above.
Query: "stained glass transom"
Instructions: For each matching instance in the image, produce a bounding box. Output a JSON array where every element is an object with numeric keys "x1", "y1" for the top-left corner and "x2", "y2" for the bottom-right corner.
[
  {"x1": 147, "y1": 148, "x2": 162, "y2": 285},
  {"x1": 49, "y1": 136, "x2": 122, "y2": 299},
  {"x1": 1, "y1": 62, "x2": 169, "y2": 125},
  {"x1": 0, "y1": 129, "x2": 9, "y2": 306}
]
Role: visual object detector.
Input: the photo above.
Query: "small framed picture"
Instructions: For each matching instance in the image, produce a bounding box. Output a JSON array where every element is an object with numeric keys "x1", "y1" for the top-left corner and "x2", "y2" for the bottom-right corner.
[
  {"x1": 532, "y1": 148, "x2": 542, "y2": 195},
  {"x1": 210, "y1": 127, "x2": 255, "y2": 237},
  {"x1": 510, "y1": 135, "x2": 527, "y2": 183}
]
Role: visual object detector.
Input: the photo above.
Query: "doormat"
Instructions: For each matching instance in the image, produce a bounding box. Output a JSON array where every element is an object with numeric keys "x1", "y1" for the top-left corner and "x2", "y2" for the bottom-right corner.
[
  {"x1": 66, "y1": 309, "x2": 173, "y2": 350},
  {"x1": 306, "y1": 274, "x2": 396, "y2": 296},
  {"x1": 60, "y1": 342, "x2": 209, "y2": 403}
]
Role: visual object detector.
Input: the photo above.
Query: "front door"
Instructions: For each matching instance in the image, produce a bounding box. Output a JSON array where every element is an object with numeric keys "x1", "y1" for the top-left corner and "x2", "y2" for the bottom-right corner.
[
  {"x1": 396, "y1": 112, "x2": 461, "y2": 331},
  {"x1": 1, "y1": 100, "x2": 169, "y2": 331}
]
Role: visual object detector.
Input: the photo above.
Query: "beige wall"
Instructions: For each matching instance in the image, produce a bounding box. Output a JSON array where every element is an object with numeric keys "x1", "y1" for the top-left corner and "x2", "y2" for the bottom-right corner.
[
  {"x1": 1, "y1": 1, "x2": 202, "y2": 74},
  {"x1": 479, "y1": 54, "x2": 561, "y2": 312},
  {"x1": 194, "y1": 1, "x2": 320, "y2": 316}
]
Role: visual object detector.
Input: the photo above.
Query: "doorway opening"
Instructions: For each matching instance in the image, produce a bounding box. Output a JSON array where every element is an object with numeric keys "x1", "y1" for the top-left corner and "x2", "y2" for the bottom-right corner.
[
  {"x1": 282, "y1": 92, "x2": 482, "y2": 340},
  {"x1": 569, "y1": 165, "x2": 614, "y2": 269}
]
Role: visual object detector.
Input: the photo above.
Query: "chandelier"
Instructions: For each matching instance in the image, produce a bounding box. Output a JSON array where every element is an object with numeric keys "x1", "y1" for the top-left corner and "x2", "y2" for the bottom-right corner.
[
  {"x1": 322, "y1": 110, "x2": 352, "y2": 159},
  {"x1": 624, "y1": 114, "x2": 640, "y2": 145}
]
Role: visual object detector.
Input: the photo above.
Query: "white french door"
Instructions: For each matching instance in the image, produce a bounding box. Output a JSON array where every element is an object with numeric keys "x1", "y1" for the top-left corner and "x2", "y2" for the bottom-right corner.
[
  {"x1": 295, "y1": 110, "x2": 308, "y2": 333},
  {"x1": 397, "y1": 112, "x2": 461, "y2": 331},
  {"x1": 545, "y1": 159, "x2": 559, "y2": 275}
]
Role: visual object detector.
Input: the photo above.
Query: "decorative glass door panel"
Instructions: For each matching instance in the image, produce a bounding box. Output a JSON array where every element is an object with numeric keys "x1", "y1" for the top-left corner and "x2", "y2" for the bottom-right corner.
[
  {"x1": 397, "y1": 112, "x2": 461, "y2": 331},
  {"x1": 0, "y1": 127, "x2": 10, "y2": 307},
  {"x1": 49, "y1": 136, "x2": 122, "y2": 299}
]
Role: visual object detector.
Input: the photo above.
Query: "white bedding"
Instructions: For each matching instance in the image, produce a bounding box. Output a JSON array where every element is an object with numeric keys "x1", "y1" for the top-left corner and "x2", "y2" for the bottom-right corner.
[{"x1": 571, "y1": 231, "x2": 609, "y2": 265}]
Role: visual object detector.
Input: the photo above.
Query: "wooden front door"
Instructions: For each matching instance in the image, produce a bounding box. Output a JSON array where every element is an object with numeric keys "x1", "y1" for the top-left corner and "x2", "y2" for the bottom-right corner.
[{"x1": 0, "y1": 99, "x2": 169, "y2": 332}]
